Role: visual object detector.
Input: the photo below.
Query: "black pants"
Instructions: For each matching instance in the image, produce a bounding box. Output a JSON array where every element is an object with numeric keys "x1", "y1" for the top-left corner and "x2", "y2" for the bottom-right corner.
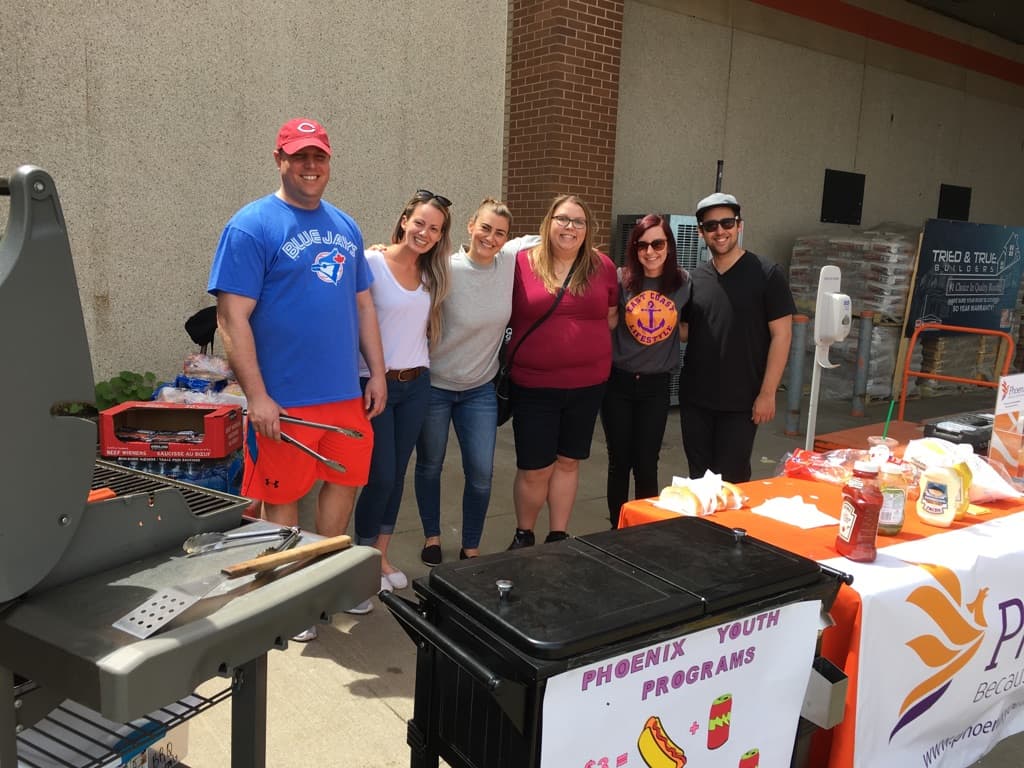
[
  {"x1": 599, "y1": 369, "x2": 670, "y2": 528},
  {"x1": 679, "y1": 403, "x2": 758, "y2": 483}
]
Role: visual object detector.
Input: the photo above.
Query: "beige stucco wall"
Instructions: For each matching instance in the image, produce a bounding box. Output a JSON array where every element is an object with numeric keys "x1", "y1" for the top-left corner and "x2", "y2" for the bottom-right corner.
[
  {"x1": 5, "y1": 0, "x2": 1023, "y2": 385},
  {"x1": 613, "y1": 0, "x2": 1024, "y2": 267},
  {"x1": 0, "y1": 1, "x2": 509, "y2": 381}
]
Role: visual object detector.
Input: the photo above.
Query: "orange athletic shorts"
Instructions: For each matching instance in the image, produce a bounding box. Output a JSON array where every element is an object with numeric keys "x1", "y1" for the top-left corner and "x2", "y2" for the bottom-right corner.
[{"x1": 241, "y1": 399, "x2": 373, "y2": 505}]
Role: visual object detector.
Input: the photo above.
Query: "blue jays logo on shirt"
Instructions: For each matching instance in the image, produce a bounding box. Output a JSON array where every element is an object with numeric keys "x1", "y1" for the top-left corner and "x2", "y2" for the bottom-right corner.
[
  {"x1": 625, "y1": 290, "x2": 676, "y2": 345},
  {"x1": 311, "y1": 248, "x2": 346, "y2": 285}
]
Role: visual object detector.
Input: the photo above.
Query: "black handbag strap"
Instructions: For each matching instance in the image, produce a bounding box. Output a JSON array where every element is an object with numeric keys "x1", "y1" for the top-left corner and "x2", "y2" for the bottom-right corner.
[{"x1": 504, "y1": 257, "x2": 578, "y2": 369}]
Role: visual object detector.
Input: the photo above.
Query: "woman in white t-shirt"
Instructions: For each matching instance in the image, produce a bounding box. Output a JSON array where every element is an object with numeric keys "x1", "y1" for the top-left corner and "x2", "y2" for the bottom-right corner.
[{"x1": 351, "y1": 190, "x2": 451, "y2": 613}]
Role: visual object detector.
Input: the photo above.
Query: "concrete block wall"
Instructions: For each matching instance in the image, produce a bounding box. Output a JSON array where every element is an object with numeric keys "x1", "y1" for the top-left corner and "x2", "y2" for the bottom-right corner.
[{"x1": 3, "y1": 0, "x2": 1022, "y2": 383}]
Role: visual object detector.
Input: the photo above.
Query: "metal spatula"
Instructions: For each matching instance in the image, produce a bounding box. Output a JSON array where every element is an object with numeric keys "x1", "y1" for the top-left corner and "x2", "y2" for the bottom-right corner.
[{"x1": 112, "y1": 534, "x2": 353, "y2": 639}]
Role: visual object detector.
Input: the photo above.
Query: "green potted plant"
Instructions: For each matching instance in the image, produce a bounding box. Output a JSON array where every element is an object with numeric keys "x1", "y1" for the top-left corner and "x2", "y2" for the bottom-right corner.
[{"x1": 94, "y1": 370, "x2": 158, "y2": 411}]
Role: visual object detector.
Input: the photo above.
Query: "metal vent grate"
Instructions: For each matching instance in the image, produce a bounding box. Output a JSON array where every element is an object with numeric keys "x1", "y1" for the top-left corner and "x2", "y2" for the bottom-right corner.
[
  {"x1": 674, "y1": 221, "x2": 704, "y2": 270},
  {"x1": 613, "y1": 214, "x2": 644, "y2": 266},
  {"x1": 668, "y1": 215, "x2": 707, "y2": 406}
]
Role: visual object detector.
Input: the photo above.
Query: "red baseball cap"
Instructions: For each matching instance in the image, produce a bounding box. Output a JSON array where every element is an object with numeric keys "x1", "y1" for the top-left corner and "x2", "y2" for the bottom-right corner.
[{"x1": 276, "y1": 118, "x2": 332, "y2": 156}]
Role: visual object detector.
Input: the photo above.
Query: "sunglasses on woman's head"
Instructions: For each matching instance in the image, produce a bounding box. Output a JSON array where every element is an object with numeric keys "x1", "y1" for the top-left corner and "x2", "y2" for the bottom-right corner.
[
  {"x1": 699, "y1": 217, "x2": 739, "y2": 233},
  {"x1": 415, "y1": 189, "x2": 453, "y2": 208}
]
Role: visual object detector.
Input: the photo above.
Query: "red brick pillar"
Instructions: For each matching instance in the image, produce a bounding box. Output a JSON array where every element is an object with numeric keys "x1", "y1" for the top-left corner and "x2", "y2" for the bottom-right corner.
[{"x1": 505, "y1": 0, "x2": 624, "y2": 250}]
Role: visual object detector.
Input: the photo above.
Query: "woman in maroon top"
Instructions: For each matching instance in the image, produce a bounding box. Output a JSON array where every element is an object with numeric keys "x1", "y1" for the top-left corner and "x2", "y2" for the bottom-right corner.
[{"x1": 506, "y1": 194, "x2": 619, "y2": 548}]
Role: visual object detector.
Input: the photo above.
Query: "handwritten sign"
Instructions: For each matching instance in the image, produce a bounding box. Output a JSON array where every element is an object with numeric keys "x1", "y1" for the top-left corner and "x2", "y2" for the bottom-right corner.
[
  {"x1": 540, "y1": 600, "x2": 821, "y2": 768},
  {"x1": 904, "y1": 219, "x2": 1023, "y2": 336}
]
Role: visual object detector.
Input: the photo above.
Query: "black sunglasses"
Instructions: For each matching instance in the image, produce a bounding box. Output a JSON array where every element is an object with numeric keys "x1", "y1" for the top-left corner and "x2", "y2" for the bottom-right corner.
[
  {"x1": 415, "y1": 189, "x2": 453, "y2": 208},
  {"x1": 636, "y1": 238, "x2": 668, "y2": 253},
  {"x1": 699, "y1": 216, "x2": 740, "y2": 233}
]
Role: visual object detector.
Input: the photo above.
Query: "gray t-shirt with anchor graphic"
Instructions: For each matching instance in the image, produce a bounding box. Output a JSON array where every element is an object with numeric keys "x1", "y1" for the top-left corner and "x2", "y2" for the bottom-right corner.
[{"x1": 610, "y1": 272, "x2": 692, "y2": 375}]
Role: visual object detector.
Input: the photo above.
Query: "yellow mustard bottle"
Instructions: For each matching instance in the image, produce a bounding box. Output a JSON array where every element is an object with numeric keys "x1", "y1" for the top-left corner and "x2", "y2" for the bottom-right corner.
[
  {"x1": 952, "y1": 460, "x2": 972, "y2": 520},
  {"x1": 916, "y1": 465, "x2": 962, "y2": 528}
]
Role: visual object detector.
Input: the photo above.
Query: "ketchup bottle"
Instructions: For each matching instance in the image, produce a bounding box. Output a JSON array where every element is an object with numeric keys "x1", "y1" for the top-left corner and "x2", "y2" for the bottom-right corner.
[{"x1": 835, "y1": 461, "x2": 883, "y2": 562}]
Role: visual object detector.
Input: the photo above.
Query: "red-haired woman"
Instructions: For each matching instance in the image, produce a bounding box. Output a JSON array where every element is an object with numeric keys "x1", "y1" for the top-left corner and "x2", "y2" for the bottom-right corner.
[{"x1": 600, "y1": 215, "x2": 690, "y2": 528}]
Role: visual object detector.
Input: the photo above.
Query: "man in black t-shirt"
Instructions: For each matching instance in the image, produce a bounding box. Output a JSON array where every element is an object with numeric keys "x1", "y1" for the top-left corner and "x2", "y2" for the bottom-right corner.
[{"x1": 679, "y1": 193, "x2": 795, "y2": 482}]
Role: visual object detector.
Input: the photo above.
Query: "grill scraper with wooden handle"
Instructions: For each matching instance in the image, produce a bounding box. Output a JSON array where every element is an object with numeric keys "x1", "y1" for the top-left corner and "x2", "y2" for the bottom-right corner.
[{"x1": 113, "y1": 534, "x2": 352, "y2": 639}]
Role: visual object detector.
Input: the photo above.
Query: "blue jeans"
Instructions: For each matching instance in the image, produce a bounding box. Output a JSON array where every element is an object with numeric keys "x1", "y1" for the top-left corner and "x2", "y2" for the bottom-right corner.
[
  {"x1": 414, "y1": 382, "x2": 497, "y2": 549},
  {"x1": 353, "y1": 372, "x2": 431, "y2": 545}
]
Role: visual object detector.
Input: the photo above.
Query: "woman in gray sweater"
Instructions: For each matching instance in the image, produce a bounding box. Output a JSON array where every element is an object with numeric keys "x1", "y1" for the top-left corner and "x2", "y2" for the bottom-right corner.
[{"x1": 414, "y1": 198, "x2": 537, "y2": 563}]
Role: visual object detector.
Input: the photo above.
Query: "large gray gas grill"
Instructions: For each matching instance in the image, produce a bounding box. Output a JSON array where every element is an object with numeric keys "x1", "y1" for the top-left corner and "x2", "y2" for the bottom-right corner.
[{"x1": 0, "y1": 165, "x2": 380, "y2": 767}]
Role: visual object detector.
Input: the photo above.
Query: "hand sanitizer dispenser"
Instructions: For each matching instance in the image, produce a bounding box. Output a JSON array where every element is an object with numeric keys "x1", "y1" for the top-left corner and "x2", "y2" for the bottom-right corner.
[
  {"x1": 813, "y1": 266, "x2": 852, "y2": 366},
  {"x1": 805, "y1": 265, "x2": 852, "y2": 449}
]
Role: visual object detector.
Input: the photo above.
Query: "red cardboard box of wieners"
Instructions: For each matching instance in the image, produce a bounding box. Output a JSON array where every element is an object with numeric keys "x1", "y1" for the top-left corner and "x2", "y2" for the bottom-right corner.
[{"x1": 99, "y1": 402, "x2": 243, "y2": 459}]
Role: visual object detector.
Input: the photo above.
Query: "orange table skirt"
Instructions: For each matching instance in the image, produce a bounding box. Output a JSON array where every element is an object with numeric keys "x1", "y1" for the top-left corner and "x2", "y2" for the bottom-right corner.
[{"x1": 618, "y1": 476, "x2": 1024, "y2": 768}]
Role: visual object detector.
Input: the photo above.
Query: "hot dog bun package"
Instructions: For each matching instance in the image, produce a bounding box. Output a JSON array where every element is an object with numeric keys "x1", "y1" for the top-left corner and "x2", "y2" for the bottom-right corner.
[{"x1": 655, "y1": 470, "x2": 746, "y2": 516}]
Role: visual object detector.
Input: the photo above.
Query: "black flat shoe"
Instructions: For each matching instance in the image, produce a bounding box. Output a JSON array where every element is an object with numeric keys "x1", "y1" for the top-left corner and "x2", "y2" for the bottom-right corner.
[
  {"x1": 421, "y1": 544, "x2": 442, "y2": 566},
  {"x1": 459, "y1": 548, "x2": 479, "y2": 560},
  {"x1": 544, "y1": 530, "x2": 569, "y2": 543}
]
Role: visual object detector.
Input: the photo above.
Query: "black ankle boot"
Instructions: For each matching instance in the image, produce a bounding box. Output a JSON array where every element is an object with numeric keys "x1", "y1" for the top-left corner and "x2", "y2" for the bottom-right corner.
[{"x1": 508, "y1": 529, "x2": 535, "y2": 550}]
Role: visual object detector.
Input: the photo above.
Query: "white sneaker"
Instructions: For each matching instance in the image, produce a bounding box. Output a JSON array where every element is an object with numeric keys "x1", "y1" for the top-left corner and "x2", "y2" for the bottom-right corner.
[
  {"x1": 380, "y1": 575, "x2": 394, "y2": 593},
  {"x1": 291, "y1": 626, "x2": 318, "y2": 642},
  {"x1": 345, "y1": 599, "x2": 373, "y2": 615},
  {"x1": 384, "y1": 570, "x2": 408, "y2": 590}
]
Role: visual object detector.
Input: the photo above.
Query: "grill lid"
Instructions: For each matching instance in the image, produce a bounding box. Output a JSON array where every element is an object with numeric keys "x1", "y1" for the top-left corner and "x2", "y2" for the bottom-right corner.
[
  {"x1": 0, "y1": 167, "x2": 248, "y2": 602},
  {"x1": 426, "y1": 517, "x2": 825, "y2": 660},
  {"x1": 0, "y1": 166, "x2": 95, "y2": 601}
]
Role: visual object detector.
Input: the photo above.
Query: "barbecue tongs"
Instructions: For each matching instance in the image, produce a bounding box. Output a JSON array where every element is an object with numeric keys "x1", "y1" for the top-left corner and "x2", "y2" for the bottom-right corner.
[
  {"x1": 242, "y1": 410, "x2": 364, "y2": 474},
  {"x1": 183, "y1": 525, "x2": 301, "y2": 556}
]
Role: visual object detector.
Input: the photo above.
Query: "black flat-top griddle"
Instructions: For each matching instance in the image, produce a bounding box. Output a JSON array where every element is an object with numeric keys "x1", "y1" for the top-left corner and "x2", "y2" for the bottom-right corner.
[
  {"x1": 424, "y1": 537, "x2": 706, "y2": 660},
  {"x1": 424, "y1": 518, "x2": 826, "y2": 661},
  {"x1": 580, "y1": 518, "x2": 826, "y2": 612},
  {"x1": 384, "y1": 516, "x2": 849, "y2": 768}
]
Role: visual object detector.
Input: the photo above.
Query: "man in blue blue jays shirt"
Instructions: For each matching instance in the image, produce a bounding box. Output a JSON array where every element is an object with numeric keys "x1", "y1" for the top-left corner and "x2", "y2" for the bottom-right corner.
[{"x1": 208, "y1": 118, "x2": 386, "y2": 596}]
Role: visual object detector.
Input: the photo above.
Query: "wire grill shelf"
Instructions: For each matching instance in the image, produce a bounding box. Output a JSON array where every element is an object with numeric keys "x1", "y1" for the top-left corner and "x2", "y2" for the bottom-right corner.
[{"x1": 16, "y1": 688, "x2": 230, "y2": 767}]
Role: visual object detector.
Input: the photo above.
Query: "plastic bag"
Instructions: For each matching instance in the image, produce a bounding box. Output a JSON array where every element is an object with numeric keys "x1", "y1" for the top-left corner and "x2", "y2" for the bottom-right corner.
[
  {"x1": 183, "y1": 353, "x2": 233, "y2": 380},
  {"x1": 965, "y1": 454, "x2": 1024, "y2": 503},
  {"x1": 902, "y1": 437, "x2": 1023, "y2": 504},
  {"x1": 902, "y1": 437, "x2": 961, "y2": 469},
  {"x1": 781, "y1": 448, "x2": 867, "y2": 486}
]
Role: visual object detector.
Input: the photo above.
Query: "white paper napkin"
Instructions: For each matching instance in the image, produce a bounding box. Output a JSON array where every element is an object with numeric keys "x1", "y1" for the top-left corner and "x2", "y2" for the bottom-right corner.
[{"x1": 750, "y1": 495, "x2": 838, "y2": 529}]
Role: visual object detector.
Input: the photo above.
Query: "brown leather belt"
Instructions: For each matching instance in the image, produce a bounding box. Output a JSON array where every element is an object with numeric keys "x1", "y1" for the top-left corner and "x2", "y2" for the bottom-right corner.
[{"x1": 385, "y1": 366, "x2": 426, "y2": 382}]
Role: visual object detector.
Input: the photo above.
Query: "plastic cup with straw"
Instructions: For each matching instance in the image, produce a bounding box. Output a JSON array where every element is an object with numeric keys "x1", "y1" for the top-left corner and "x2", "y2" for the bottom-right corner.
[{"x1": 868, "y1": 400, "x2": 899, "y2": 463}]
